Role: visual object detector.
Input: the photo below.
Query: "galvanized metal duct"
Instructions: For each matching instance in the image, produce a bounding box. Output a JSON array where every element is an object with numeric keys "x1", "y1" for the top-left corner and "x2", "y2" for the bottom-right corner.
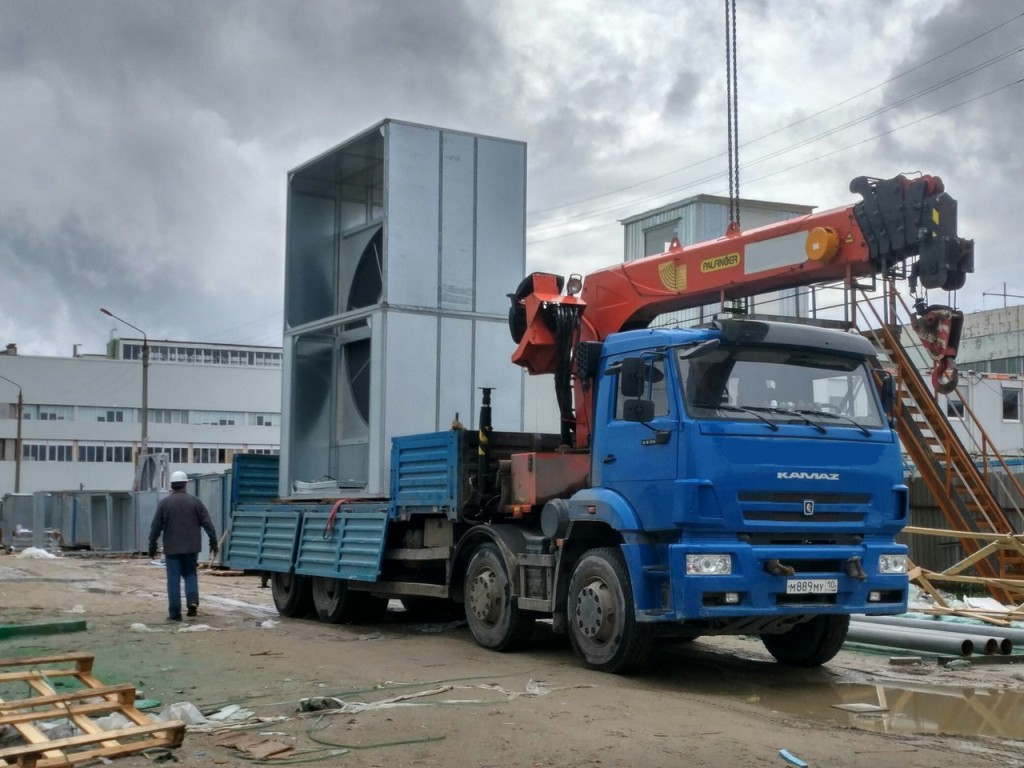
[
  {"x1": 854, "y1": 615, "x2": 1016, "y2": 654},
  {"x1": 846, "y1": 622, "x2": 989, "y2": 656}
]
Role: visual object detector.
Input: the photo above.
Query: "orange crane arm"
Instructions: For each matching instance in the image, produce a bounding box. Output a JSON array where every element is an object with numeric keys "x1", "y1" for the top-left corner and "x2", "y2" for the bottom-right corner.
[{"x1": 509, "y1": 174, "x2": 974, "y2": 446}]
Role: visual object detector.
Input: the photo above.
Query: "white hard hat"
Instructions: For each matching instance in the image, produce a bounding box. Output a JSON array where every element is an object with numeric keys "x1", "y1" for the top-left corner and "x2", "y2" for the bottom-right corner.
[{"x1": 170, "y1": 471, "x2": 188, "y2": 484}]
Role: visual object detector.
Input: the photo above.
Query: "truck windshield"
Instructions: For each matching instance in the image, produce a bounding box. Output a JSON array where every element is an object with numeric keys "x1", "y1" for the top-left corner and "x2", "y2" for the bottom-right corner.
[{"x1": 677, "y1": 345, "x2": 884, "y2": 429}]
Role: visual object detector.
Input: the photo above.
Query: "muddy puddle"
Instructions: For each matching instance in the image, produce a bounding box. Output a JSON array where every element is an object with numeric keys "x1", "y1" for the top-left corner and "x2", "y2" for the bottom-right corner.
[
  {"x1": 638, "y1": 641, "x2": 1024, "y2": 740},
  {"x1": 757, "y1": 681, "x2": 1024, "y2": 739}
]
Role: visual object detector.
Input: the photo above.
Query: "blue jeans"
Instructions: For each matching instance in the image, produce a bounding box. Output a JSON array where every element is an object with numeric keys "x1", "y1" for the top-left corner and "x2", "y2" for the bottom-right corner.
[{"x1": 165, "y1": 553, "x2": 199, "y2": 619}]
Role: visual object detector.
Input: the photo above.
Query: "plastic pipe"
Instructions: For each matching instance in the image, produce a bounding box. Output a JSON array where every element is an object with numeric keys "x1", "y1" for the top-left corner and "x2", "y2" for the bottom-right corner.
[
  {"x1": 854, "y1": 615, "x2": 1014, "y2": 654},
  {"x1": 846, "y1": 623, "x2": 979, "y2": 656}
]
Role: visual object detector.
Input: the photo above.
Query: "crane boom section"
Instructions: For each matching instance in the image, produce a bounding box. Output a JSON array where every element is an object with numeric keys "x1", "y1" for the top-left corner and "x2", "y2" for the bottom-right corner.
[
  {"x1": 509, "y1": 174, "x2": 974, "y2": 447},
  {"x1": 514, "y1": 174, "x2": 972, "y2": 366},
  {"x1": 579, "y1": 205, "x2": 867, "y2": 342}
]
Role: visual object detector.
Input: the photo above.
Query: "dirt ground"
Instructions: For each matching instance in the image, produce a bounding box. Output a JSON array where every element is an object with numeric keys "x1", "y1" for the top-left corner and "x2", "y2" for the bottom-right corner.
[{"x1": 1, "y1": 554, "x2": 1022, "y2": 768}]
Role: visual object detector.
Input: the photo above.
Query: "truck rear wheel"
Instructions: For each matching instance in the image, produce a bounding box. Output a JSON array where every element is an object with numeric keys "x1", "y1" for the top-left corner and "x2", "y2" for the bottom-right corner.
[
  {"x1": 761, "y1": 614, "x2": 850, "y2": 667},
  {"x1": 567, "y1": 547, "x2": 652, "y2": 673},
  {"x1": 311, "y1": 577, "x2": 389, "y2": 624},
  {"x1": 270, "y1": 572, "x2": 312, "y2": 618},
  {"x1": 464, "y1": 544, "x2": 535, "y2": 651}
]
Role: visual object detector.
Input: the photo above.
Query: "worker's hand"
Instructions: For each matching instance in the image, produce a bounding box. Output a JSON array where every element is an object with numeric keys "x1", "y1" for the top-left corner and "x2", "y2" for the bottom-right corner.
[{"x1": 210, "y1": 545, "x2": 219, "y2": 558}]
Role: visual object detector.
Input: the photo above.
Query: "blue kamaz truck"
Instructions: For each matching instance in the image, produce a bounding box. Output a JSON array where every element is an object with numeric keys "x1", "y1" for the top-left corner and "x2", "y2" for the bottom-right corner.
[
  {"x1": 227, "y1": 157, "x2": 975, "y2": 672},
  {"x1": 229, "y1": 317, "x2": 911, "y2": 672}
]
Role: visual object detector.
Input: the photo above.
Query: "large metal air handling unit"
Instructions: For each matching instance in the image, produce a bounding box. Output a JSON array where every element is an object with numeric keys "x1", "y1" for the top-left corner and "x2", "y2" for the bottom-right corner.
[{"x1": 280, "y1": 120, "x2": 527, "y2": 498}]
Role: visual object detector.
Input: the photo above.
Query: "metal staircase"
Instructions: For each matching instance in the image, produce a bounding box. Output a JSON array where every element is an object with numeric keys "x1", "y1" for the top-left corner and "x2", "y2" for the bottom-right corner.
[{"x1": 857, "y1": 290, "x2": 1024, "y2": 583}]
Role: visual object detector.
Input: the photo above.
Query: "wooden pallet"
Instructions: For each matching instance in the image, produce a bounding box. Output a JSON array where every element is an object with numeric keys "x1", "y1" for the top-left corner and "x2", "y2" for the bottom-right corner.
[{"x1": 0, "y1": 653, "x2": 185, "y2": 767}]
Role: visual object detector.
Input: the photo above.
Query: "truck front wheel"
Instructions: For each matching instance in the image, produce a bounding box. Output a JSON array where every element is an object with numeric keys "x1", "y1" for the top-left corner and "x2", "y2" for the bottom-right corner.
[
  {"x1": 464, "y1": 544, "x2": 535, "y2": 651},
  {"x1": 567, "y1": 547, "x2": 652, "y2": 673},
  {"x1": 311, "y1": 577, "x2": 388, "y2": 624},
  {"x1": 760, "y1": 614, "x2": 850, "y2": 667},
  {"x1": 270, "y1": 572, "x2": 312, "y2": 618}
]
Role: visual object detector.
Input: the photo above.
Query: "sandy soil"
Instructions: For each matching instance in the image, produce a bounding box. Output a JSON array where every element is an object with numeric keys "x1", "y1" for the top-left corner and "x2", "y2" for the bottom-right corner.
[{"x1": 1, "y1": 554, "x2": 1022, "y2": 768}]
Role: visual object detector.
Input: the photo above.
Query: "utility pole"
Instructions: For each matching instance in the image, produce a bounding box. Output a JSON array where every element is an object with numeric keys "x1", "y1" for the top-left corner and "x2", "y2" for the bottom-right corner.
[{"x1": 99, "y1": 308, "x2": 150, "y2": 464}]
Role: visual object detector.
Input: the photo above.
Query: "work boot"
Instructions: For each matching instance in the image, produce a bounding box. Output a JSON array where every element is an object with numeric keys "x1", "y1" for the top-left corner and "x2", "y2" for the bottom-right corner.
[
  {"x1": 187, "y1": 603, "x2": 198, "y2": 617},
  {"x1": 168, "y1": 615, "x2": 182, "y2": 622}
]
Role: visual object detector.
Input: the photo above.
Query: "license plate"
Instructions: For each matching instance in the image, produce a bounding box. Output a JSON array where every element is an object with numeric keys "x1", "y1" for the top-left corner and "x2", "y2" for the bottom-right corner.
[{"x1": 785, "y1": 578, "x2": 838, "y2": 595}]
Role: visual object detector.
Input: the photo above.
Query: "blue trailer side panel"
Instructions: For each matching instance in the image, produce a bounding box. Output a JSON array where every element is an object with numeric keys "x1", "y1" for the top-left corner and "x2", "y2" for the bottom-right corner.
[
  {"x1": 231, "y1": 454, "x2": 281, "y2": 507},
  {"x1": 390, "y1": 431, "x2": 462, "y2": 518},
  {"x1": 295, "y1": 504, "x2": 390, "y2": 581},
  {"x1": 226, "y1": 505, "x2": 302, "y2": 572}
]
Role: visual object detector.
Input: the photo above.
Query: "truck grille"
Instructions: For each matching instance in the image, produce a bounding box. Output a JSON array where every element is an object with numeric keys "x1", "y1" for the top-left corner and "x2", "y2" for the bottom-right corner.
[{"x1": 737, "y1": 491, "x2": 870, "y2": 525}]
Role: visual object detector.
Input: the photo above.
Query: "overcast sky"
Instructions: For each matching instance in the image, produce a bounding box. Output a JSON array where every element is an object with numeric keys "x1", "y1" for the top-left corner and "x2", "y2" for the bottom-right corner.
[{"x1": 1, "y1": 0, "x2": 1021, "y2": 358}]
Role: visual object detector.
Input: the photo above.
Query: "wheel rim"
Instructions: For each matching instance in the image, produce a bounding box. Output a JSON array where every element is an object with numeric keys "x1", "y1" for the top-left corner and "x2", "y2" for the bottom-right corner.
[
  {"x1": 574, "y1": 577, "x2": 618, "y2": 645},
  {"x1": 468, "y1": 567, "x2": 501, "y2": 627}
]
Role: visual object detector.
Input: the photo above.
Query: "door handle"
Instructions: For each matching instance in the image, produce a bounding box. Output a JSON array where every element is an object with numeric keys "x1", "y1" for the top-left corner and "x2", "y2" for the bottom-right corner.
[{"x1": 601, "y1": 454, "x2": 616, "y2": 464}]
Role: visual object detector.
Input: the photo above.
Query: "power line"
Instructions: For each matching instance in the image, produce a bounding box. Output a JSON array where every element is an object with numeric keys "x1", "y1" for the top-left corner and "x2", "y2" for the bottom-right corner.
[
  {"x1": 526, "y1": 11, "x2": 1024, "y2": 221},
  {"x1": 526, "y1": 76, "x2": 1024, "y2": 246},
  {"x1": 528, "y1": 42, "x2": 1022, "y2": 236}
]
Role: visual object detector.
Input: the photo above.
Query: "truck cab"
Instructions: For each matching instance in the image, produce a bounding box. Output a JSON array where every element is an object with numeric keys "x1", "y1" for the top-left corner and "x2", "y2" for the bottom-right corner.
[{"x1": 556, "y1": 319, "x2": 909, "y2": 669}]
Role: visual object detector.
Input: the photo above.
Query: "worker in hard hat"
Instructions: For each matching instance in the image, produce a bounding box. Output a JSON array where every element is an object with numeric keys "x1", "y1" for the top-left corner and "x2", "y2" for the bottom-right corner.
[{"x1": 149, "y1": 471, "x2": 219, "y2": 621}]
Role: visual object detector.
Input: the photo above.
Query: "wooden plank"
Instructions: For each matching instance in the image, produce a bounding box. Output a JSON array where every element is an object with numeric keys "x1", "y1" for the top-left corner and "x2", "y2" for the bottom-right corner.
[
  {"x1": 0, "y1": 683, "x2": 135, "y2": 718},
  {"x1": 0, "y1": 653, "x2": 93, "y2": 672},
  {"x1": 0, "y1": 721, "x2": 185, "y2": 767},
  {"x1": 0, "y1": 653, "x2": 187, "y2": 768}
]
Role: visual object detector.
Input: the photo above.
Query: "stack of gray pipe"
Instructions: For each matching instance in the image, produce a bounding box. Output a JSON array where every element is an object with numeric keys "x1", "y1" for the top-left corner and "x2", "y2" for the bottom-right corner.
[{"x1": 847, "y1": 615, "x2": 1020, "y2": 657}]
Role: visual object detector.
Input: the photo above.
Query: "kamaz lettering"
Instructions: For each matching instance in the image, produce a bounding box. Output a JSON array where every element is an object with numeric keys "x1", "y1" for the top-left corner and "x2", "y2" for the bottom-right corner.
[{"x1": 777, "y1": 471, "x2": 840, "y2": 480}]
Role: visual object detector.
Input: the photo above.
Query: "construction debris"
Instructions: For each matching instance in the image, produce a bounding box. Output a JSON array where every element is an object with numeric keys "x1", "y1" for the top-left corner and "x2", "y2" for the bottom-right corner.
[{"x1": 0, "y1": 652, "x2": 185, "y2": 767}]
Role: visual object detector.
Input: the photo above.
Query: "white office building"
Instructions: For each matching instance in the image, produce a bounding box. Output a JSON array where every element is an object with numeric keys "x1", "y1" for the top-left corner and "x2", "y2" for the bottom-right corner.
[{"x1": 0, "y1": 339, "x2": 281, "y2": 496}]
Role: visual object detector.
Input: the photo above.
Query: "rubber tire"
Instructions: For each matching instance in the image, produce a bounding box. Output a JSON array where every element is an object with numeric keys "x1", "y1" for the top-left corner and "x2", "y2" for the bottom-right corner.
[
  {"x1": 761, "y1": 614, "x2": 850, "y2": 667},
  {"x1": 270, "y1": 571, "x2": 312, "y2": 618},
  {"x1": 309, "y1": 577, "x2": 385, "y2": 624},
  {"x1": 464, "y1": 544, "x2": 535, "y2": 651},
  {"x1": 567, "y1": 547, "x2": 652, "y2": 673}
]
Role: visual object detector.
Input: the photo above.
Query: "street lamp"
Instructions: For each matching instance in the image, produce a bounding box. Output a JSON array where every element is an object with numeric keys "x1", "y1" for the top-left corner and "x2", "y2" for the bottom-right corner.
[
  {"x1": 99, "y1": 308, "x2": 149, "y2": 461},
  {"x1": 0, "y1": 373, "x2": 23, "y2": 493}
]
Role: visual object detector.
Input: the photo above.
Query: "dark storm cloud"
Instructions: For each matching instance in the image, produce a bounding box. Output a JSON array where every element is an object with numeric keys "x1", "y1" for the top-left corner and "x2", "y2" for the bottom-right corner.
[
  {"x1": 0, "y1": 0, "x2": 508, "y2": 353},
  {"x1": 0, "y1": 0, "x2": 1017, "y2": 355}
]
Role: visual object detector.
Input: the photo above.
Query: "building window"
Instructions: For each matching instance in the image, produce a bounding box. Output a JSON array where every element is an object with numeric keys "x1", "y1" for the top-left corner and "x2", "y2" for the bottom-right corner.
[
  {"x1": 946, "y1": 395, "x2": 965, "y2": 419},
  {"x1": 78, "y1": 444, "x2": 133, "y2": 463},
  {"x1": 1003, "y1": 387, "x2": 1021, "y2": 421},
  {"x1": 195, "y1": 447, "x2": 231, "y2": 463},
  {"x1": 97, "y1": 409, "x2": 125, "y2": 423},
  {"x1": 250, "y1": 413, "x2": 278, "y2": 427},
  {"x1": 32, "y1": 405, "x2": 73, "y2": 421},
  {"x1": 145, "y1": 445, "x2": 189, "y2": 463},
  {"x1": 643, "y1": 221, "x2": 680, "y2": 258},
  {"x1": 24, "y1": 443, "x2": 73, "y2": 462},
  {"x1": 150, "y1": 409, "x2": 188, "y2": 424},
  {"x1": 191, "y1": 410, "x2": 241, "y2": 426}
]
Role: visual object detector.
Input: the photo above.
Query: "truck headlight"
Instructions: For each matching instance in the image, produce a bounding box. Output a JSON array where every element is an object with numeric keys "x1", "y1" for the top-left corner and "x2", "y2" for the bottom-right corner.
[
  {"x1": 879, "y1": 554, "x2": 908, "y2": 574},
  {"x1": 686, "y1": 554, "x2": 732, "y2": 575}
]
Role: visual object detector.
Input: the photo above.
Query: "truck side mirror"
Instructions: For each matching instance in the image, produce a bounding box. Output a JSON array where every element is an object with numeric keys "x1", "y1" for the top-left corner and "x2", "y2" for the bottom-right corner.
[
  {"x1": 620, "y1": 357, "x2": 648, "y2": 398},
  {"x1": 622, "y1": 398, "x2": 655, "y2": 423},
  {"x1": 876, "y1": 369, "x2": 895, "y2": 416}
]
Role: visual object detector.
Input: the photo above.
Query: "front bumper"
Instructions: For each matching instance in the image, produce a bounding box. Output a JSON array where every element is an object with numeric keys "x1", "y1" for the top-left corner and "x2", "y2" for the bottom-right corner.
[{"x1": 625, "y1": 540, "x2": 908, "y2": 622}]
